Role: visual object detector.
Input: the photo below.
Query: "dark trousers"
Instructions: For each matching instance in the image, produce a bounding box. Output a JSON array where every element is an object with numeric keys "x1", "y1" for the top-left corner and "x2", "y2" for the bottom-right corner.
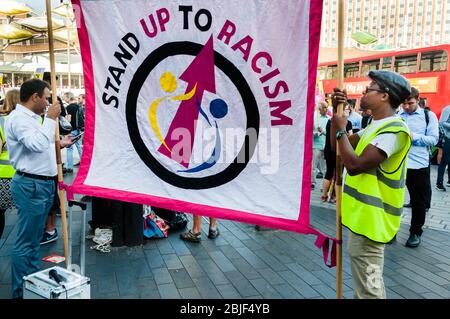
[
  {"x1": 437, "y1": 137, "x2": 450, "y2": 185},
  {"x1": 406, "y1": 167, "x2": 431, "y2": 236},
  {"x1": 111, "y1": 200, "x2": 143, "y2": 247}
]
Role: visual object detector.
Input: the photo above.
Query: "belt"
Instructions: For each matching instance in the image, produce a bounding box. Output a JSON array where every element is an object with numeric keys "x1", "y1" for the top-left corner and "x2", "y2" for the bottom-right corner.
[{"x1": 16, "y1": 171, "x2": 57, "y2": 181}]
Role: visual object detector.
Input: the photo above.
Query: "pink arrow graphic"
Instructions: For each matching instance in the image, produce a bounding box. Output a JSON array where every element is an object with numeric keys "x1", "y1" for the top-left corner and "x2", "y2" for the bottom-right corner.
[{"x1": 158, "y1": 36, "x2": 216, "y2": 168}]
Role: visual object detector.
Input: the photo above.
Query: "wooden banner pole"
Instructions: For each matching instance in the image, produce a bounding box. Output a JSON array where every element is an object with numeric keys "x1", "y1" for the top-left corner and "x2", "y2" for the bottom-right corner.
[
  {"x1": 335, "y1": 0, "x2": 345, "y2": 299},
  {"x1": 45, "y1": 0, "x2": 70, "y2": 269}
]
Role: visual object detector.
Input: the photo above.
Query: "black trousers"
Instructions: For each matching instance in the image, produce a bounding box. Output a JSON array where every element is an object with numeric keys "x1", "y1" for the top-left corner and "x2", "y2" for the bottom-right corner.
[
  {"x1": 111, "y1": 200, "x2": 143, "y2": 247},
  {"x1": 406, "y1": 167, "x2": 431, "y2": 236}
]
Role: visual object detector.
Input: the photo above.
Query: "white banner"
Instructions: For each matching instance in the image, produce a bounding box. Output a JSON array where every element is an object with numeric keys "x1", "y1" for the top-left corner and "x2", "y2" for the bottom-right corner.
[{"x1": 72, "y1": 0, "x2": 323, "y2": 233}]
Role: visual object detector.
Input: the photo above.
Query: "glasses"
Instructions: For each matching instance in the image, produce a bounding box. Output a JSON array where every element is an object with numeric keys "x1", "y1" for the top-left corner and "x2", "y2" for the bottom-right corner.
[{"x1": 363, "y1": 87, "x2": 384, "y2": 95}]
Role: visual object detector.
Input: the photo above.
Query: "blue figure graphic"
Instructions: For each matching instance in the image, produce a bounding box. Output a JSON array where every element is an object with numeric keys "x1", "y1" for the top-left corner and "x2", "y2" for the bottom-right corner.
[{"x1": 178, "y1": 98, "x2": 228, "y2": 173}]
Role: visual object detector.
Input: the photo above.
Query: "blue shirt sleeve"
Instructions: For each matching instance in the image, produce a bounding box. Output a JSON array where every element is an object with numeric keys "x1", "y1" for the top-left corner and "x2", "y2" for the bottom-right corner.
[{"x1": 412, "y1": 111, "x2": 439, "y2": 147}]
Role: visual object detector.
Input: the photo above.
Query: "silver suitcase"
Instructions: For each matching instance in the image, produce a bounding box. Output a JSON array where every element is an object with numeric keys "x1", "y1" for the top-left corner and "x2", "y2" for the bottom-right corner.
[
  {"x1": 23, "y1": 201, "x2": 91, "y2": 299},
  {"x1": 23, "y1": 266, "x2": 90, "y2": 299}
]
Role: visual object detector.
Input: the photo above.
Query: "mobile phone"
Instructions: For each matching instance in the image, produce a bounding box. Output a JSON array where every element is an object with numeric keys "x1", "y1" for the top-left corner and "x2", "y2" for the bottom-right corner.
[{"x1": 72, "y1": 132, "x2": 84, "y2": 140}]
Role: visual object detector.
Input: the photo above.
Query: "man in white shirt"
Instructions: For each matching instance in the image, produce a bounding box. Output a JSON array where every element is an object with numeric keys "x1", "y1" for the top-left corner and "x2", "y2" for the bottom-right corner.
[{"x1": 4, "y1": 79, "x2": 73, "y2": 299}]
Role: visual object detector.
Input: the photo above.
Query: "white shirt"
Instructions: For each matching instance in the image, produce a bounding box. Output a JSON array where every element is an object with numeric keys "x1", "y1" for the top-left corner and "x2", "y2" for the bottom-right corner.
[
  {"x1": 4, "y1": 104, "x2": 57, "y2": 176},
  {"x1": 343, "y1": 115, "x2": 404, "y2": 181},
  {"x1": 356, "y1": 115, "x2": 403, "y2": 158}
]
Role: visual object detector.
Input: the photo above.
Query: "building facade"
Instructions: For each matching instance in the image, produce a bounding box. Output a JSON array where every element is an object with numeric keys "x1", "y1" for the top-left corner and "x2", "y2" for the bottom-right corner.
[{"x1": 321, "y1": 0, "x2": 450, "y2": 49}]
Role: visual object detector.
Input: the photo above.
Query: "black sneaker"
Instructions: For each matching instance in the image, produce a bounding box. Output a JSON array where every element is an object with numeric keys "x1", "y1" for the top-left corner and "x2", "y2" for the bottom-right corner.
[
  {"x1": 403, "y1": 203, "x2": 411, "y2": 208},
  {"x1": 405, "y1": 234, "x2": 421, "y2": 248},
  {"x1": 436, "y1": 184, "x2": 446, "y2": 191},
  {"x1": 208, "y1": 228, "x2": 220, "y2": 239},
  {"x1": 446, "y1": 181, "x2": 450, "y2": 187},
  {"x1": 40, "y1": 229, "x2": 58, "y2": 245},
  {"x1": 316, "y1": 172, "x2": 324, "y2": 179}
]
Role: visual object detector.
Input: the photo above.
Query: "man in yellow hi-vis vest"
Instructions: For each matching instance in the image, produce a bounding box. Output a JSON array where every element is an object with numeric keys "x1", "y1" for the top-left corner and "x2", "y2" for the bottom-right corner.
[{"x1": 331, "y1": 70, "x2": 412, "y2": 299}]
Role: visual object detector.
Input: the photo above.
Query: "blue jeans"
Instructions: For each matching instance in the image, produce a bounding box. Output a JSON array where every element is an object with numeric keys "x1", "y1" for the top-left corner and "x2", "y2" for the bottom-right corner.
[
  {"x1": 67, "y1": 129, "x2": 83, "y2": 169},
  {"x1": 11, "y1": 174, "x2": 55, "y2": 299}
]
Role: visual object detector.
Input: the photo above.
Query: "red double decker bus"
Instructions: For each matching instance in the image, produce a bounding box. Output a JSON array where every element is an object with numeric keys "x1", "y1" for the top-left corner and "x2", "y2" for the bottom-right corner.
[{"x1": 318, "y1": 45, "x2": 450, "y2": 118}]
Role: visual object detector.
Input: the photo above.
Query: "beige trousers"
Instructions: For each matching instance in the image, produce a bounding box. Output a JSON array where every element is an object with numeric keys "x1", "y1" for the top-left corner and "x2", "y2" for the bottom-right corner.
[{"x1": 347, "y1": 231, "x2": 386, "y2": 299}]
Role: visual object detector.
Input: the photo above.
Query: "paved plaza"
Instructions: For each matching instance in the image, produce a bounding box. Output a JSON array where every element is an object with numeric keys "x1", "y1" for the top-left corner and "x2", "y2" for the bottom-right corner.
[{"x1": 0, "y1": 165, "x2": 449, "y2": 299}]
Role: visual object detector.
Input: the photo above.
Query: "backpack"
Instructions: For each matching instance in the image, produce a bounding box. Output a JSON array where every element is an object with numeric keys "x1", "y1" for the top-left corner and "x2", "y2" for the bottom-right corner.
[
  {"x1": 152, "y1": 207, "x2": 188, "y2": 231},
  {"x1": 76, "y1": 106, "x2": 85, "y2": 131}
]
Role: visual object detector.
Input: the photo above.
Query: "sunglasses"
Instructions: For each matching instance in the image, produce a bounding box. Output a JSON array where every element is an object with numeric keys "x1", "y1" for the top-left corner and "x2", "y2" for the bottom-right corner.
[{"x1": 363, "y1": 87, "x2": 385, "y2": 94}]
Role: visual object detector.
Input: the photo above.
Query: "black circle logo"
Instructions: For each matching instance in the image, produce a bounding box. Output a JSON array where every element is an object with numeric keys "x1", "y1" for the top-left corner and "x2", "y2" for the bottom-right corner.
[{"x1": 126, "y1": 41, "x2": 260, "y2": 189}]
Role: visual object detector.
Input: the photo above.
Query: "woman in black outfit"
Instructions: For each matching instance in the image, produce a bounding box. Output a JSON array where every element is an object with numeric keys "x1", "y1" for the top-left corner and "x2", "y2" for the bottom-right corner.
[{"x1": 321, "y1": 118, "x2": 353, "y2": 202}]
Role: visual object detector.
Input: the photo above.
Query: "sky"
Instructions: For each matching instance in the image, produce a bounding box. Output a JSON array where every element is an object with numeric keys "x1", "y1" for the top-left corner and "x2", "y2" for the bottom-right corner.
[{"x1": 15, "y1": 0, "x2": 63, "y2": 15}]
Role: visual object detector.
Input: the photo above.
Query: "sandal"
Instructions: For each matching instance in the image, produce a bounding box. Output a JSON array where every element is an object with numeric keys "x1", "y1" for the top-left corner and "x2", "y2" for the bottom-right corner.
[
  {"x1": 180, "y1": 230, "x2": 201, "y2": 242},
  {"x1": 320, "y1": 194, "x2": 328, "y2": 202},
  {"x1": 208, "y1": 228, "x2": 220, "y2": 239}
]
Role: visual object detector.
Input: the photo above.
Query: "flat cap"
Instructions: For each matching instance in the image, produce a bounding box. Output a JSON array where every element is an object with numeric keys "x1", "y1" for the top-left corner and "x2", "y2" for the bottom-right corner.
[{"x1": 368, "y1": 70, "x2": 411, "y2": 105}]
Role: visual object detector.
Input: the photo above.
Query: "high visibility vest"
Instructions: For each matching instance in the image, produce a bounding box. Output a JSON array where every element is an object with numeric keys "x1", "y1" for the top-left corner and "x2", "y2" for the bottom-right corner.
[
  {"x1": 342, "y1": 118, "x2": 411, "y2": 243},
  {"x1": 0, "y1": 116, "x2": 15, "y2": 178}
]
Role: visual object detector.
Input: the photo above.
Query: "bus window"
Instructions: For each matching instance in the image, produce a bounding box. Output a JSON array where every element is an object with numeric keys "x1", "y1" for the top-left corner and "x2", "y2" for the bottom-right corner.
[
  {"x1": 394, "y1": 54, "x2": 418, "y2": 74},
  {"x1": 361, "y1": 59, "x2": 380, "y2": 75},
  {"x1": 344, "y1": 62, "x2": 360, "y2": 78},
  {"x1": 326, "y1": 65, "x2": 337, "y2": 79},
  {"x1": 419, "y1": 50, "x2": 448, "y2": 72},
  {"x1": 381, "y1": 57, "x2": 392, "y2": 70}
]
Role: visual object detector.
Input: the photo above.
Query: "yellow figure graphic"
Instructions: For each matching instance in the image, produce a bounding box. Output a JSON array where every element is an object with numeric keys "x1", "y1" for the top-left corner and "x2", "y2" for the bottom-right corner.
[{"x1": 149, "y1": 72, "x2": 197, "y2": 153}]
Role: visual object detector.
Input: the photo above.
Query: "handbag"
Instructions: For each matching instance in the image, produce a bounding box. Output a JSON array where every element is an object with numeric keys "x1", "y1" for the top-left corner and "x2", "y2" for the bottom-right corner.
[
  {"x1": 59, "y1": 115, "x2": 72, "y2": 135},
  {"x1": 143, "y1": 206, "x2": 169, "y2": 238}
]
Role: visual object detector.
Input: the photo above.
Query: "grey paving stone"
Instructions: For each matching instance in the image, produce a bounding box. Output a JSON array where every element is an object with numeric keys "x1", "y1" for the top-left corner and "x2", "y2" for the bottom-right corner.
[
  {"x1": 156, "y1": 239, "x2": 176, "y2": 255},
  {"x1": 152, "y1": 268, "x2": 174, "y2": 285},
  {"x1": 208, "y1": 251, "x2": 237, "y2": 273},
  {"x1": 396, "y1": 268, "x2": 450, "y2": 298},
  {"x1": 144, "y1": 250, "x2": 166, "y2": 269},
  {"x1": 196, "y1": 258, "x2": 230, "y2": 285},
  {"x1": 192, "y1": 276, "x2": 223, "y2": 299},
  {"x1": 386, "y1": 287, "x2": 405, "y2": 299},
  {"x1": 273, "y1": 283, "x2": 303, "y2": 299},
  {"x1": 422, "y1": 292, "x2": 444, "y2": 299},
  {"x1": 257, "y1": 268, "x2": 286, "y2": 286},
  {"x1": 218, "y1": 245, "x2": 242, "y2": 261},
  {"x1": 278, "y1": 270, "x2": 321, "y2": 298},
  {"x1": 251, "y1": 249, "x2": 290, "y2": 272},
  {"x1": 163, "y1": 254, "x2": 184, "y2": 270},
  {"x1": 97, "y1": 273, "x2": 119, "y2": 295},
  {"x1": 230, "y1": 258, "x2": 263, "y2": 281},
  {"x1": 224, "y1": 271, "x2": 260, "y2": 297},
  {"x1": 179, "y1": 255, "x2": 207, "y2": 279},
  {"x1": 285, "y1": 263, "x2": 322, "y2": 286},
  {"x1": 158, "y1": 283, "x2": 181, "y2": 299},
  {"x1": 249, "y1": 278, "x2": 283, "y2": 299},
  {"x1": 186, "y1": 242, "x2": 212, "y2": 260},
  {"x1": 169, "y1": 268, "x2": 196, "y2": 289},
  {"x1": 216, "y1": 283, "x2": 242, "y2": 298},
  {"x1": 167, "y1": 236, "x2": 191, "y2": 256},
  {"x1": 311, "y1": 284, "x2": 336, "y2": 299},
  {"x1": 179, "y1": 287, "x2": 202, "y2": 299},
  {"x1": 235, "y1": 247, "x2": 268, "y2": 269},
  {"x1": 396, "y1": 260, "x2": 450, "y2": 285},
  {"x1": 389, "y1": 285, "x2": 424, "y2": 299}
]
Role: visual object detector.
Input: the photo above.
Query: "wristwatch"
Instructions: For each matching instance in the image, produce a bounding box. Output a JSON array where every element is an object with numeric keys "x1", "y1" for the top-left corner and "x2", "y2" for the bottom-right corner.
[{"x1": 336, "y1": 130, "x2": 348, "y2": 140}]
